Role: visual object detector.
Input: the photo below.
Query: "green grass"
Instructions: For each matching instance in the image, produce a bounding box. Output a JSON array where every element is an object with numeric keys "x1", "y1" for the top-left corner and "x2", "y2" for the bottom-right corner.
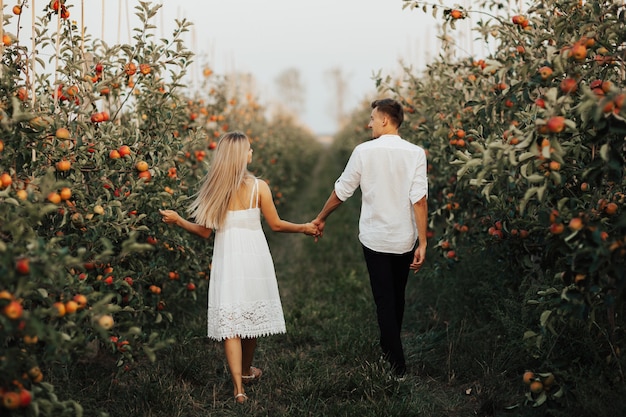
[{"x1": 45, "y1": 145, "x2": 531, "y2": 417}]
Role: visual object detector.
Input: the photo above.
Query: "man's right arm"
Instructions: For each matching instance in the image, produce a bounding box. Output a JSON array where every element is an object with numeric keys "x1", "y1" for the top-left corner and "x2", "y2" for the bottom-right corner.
[
  {"x1": 314, "y1": 147, "x2": 360, "y2": 238},
  {"x1": 312, "y1": 190, "x2": 344, "y2": 239}
]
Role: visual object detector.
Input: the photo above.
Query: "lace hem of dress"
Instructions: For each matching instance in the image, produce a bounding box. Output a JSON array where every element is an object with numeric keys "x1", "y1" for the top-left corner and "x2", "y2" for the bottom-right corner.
[{"x1": 207, "y1": 301, "x2": 286, "y2": 341}]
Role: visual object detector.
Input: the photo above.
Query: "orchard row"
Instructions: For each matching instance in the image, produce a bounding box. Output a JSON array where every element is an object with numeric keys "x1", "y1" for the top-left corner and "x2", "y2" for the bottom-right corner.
[
  {"x1": 384, "y1": 0, "x2": 624, "y2": 410},
  {"x1": 0, "y1": 1, "x2": 320, "y2": 414}
]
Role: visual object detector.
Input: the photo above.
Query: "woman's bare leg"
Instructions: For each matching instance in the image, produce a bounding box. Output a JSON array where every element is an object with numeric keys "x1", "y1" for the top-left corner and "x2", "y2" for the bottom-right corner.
[
  {"x1": 241, "y1": 337, "x2": 257, "y2": 376},
  {"x1": 224, "y1": 337, "x2": 245, "y2": 401}
]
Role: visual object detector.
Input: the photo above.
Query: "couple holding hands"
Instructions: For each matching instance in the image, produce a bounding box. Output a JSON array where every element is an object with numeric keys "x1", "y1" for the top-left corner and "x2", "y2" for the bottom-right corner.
[{"x1": 160, "y1": 98, "x2": 428, "y2": 403}]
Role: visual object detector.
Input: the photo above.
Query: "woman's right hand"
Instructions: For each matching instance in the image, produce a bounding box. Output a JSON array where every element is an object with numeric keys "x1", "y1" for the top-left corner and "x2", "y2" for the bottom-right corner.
[
  {"x1": 302, "y1": 222, "x2": 320, "y2": 237},
  {"x1": 159, "y1": 209, "x2": 180, "y2": 225}
]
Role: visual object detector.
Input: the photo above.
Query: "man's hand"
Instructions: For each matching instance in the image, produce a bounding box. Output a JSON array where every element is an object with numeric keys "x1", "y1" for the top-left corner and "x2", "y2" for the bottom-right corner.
[
  {"x1": 303, "y1": 222, "x2": 320, "y2": 237},
  {"x1": 311, "y1": 218, "x2": 326, "y2": 242},
  {"x1": 410, "y1": 245, "x2": 426, "y2": 273}
]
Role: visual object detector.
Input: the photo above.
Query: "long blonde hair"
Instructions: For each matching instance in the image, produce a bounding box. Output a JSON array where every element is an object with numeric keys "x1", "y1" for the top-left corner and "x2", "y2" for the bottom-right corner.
[{"x1": 188, "y1": 131, "x2": 253, "y2": 229}]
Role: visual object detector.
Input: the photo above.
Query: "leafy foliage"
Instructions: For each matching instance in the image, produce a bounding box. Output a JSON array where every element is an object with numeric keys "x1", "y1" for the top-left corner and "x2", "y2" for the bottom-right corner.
[
  {"x1": 0, "y1": 1, "x2": 320, "y2": 414},
  {"x1": 367, "y1": 0, "x2": 626, "y2": 413}
]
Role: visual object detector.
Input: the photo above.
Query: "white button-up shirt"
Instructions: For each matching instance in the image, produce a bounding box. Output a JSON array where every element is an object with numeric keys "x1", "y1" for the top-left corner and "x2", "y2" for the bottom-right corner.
[{"x1": 334, "y1": 134, "x2": 428, "y2": 254}]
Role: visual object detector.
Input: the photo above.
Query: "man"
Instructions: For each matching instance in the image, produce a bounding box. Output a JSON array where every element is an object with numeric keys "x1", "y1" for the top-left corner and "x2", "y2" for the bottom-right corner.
[{"x1": 313, "y1": 98, "x2": 428, "y2": 378}]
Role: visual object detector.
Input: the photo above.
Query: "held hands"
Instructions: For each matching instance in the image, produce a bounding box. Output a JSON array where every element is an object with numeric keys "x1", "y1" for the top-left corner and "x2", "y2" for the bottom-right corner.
[
  {"x1": 302, "y1": 222, "x2": 320, "y2": 237},
  {"x1": 311, "y1": 218, "x2": 325, "y2": 242},
  {"x1": 159, "y1": 209, "x2": 181, "y2": 225}
]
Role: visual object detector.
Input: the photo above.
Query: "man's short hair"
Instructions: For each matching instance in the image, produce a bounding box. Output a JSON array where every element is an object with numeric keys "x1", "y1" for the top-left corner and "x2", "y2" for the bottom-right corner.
[{"x1": 371, "y1": 99, "x2": 404, "y2": 128}]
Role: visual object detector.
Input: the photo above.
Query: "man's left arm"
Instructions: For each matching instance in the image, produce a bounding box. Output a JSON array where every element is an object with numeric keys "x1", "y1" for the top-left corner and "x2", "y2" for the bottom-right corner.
[
  {"x1": 409, "y1": 149, "x2": 428, "y2": 272},
  {"x1": 410, "y1": 196, "x2": 428, "y2": 272}
]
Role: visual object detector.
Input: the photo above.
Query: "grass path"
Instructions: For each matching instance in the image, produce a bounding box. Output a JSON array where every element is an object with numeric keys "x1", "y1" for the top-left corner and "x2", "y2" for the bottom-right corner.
[
  {"x1": 51, "y1": 145, "x2": 477, "y2": 417},
  {"x1": 251, "y1": 146, "x2": 473, "y2": 417},
  {"x1": 267, "y1": 143, "x2": 364, "y2": 304}
]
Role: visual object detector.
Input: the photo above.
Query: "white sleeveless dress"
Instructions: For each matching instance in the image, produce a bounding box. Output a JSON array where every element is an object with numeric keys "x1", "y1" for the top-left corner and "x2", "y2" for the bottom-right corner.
[{"x1": 207, "y1": 178, "x2": 287, "y2": 340}]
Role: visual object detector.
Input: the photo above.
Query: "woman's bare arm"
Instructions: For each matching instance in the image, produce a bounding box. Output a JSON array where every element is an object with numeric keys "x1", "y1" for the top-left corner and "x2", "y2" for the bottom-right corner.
[
  {"x1": 258, "y1": 181, "x2": 318, "y2": 235},
  {"x1": 159, "y1": 209, "x2": 212, "y2": 239}
]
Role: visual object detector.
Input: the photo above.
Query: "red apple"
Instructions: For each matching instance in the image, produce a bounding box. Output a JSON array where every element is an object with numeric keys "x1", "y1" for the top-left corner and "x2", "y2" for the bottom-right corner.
[
  {"x1": 569, "y1": 217, "x2": 584, "y2": 231},
  {"x1": 538, "y1": 66, "x2": 553, "y2": 80},
  {"x1": 1, "y1": 391, "x2": 21, "y2": 410},
  {"x1": 16, "y1": 258, "x2": 30, "y2": 275},
  {"x1": 569, "y1": 43, "x2": 587, "y2": 61},
  {"x1": 138, "y1": 170, "x2": 152, "y2": 182},
  {"x1": 55, "y1": 127, "x2": 71, "y2": 139},
  {"x1": 3, "y1": 300, "x2": 23, "y2": 320},
  {"x1": 560, "y1": 78, "x2": 578, "y2": 94},
  {"x1": 97, "y1": 315, "x2": 114, "y2": 329},
  {"x1": 19, "y1": 389, "x2": 32, "y2": 407},
  {"x1": 546, "y1": 116, "x2": 565, "y2": 133},
  {"x1": 550, "y1": 223, "x2": 565, "y2": 234},
  {"x1": 91, "y1": 112, "x2": 104, "y2": 123},
  {"x1": 118, "y1": 145, "x2": 131, "y2": 157},
  {"x1": 0, "y1": 172, "x2": 12, "y2": 188}
]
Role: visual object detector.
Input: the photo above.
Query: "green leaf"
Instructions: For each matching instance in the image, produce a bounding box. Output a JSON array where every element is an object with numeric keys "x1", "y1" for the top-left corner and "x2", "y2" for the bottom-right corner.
[
  {"x1": 143, "y1": 345, "x2": 157, "y2": 362},
  {"x1": 520, "y1": 187, "x2": 537, "y2": 214},
  {"x1": 536, "y1": 183, "x2": 547, "y2": 201},
  {"x1": 534, "y1": 391, "x2": 547, "y2": 407},
  {"x1": 537, "y1": 288, "x2": 559, "y2": 296},
  {"x1": 526, "y1": 174, "x2": 546, "y2": 183},
  {"x1": 523, "y1": 330, "x2": 538, "y2": 339},
  {"x1": 600, "y1": 143, "x2": 610, "y2": 161},
  {"x1": 540, "y1": 310, "x2": 552, "y2": 327}
]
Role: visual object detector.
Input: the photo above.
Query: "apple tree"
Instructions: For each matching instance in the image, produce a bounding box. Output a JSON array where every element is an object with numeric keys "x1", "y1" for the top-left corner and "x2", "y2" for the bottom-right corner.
[{"x1": 375, "y1": 0, "x2": 625, "y2": 410}]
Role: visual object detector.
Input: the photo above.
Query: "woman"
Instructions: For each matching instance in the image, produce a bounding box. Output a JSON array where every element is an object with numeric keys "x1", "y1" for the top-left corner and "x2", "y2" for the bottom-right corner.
[{"x1": 160, "y1": 131, "x2": 318, "y2": 403}]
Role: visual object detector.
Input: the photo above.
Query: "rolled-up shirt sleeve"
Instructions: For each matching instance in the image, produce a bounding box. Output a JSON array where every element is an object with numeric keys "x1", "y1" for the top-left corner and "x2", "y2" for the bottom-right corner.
[
  {"x1": 334, "y1": 147, "x2": 362, "y2": 202},
  {"x1": 409, "y1": 149, "x2": 428, "y2": 204}
]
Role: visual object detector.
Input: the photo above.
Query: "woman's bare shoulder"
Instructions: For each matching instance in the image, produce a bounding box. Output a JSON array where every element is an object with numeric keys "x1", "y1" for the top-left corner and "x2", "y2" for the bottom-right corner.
[{"x1": 256, "y1": 178, "x2": 272, "y2": 200}]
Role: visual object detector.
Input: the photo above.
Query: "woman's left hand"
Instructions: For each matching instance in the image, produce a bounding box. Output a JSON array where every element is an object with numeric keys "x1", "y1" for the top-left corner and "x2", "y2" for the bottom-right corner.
[{"x1": 159, "y1": 209, "x2": 180, "y2": 225}]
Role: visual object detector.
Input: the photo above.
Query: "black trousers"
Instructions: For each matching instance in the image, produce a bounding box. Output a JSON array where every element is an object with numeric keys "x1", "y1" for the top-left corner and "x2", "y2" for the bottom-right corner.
[{"x1": 362, "y1": 245, "x2": 413, "y2": 376}]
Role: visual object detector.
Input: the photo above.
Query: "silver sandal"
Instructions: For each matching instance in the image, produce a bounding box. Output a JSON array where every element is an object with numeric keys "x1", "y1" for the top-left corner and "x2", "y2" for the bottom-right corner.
[{"x1": 241, "y1": 366, "x2": 262, "y2": 384}]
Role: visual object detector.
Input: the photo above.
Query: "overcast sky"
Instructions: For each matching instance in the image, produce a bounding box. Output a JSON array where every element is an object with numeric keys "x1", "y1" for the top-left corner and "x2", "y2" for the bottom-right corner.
[
  {"x1": 91, "y1": 0, "x2": 449, "y2": 134},
  {"x1": 12, "y1": 0, "x2": 481, "y2": 134}
]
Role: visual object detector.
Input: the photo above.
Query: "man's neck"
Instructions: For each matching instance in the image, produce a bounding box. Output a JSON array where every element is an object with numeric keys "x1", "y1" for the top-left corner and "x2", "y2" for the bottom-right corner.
[{"x1": 380, "y1": 128, "x2": 399, "y2": 137}]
